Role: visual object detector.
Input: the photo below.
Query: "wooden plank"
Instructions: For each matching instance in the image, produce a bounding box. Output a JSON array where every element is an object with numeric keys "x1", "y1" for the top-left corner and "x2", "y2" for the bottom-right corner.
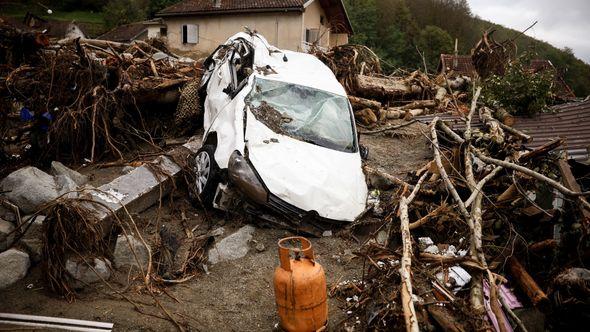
[{"x1": 557, "y1": 158, "x2": 590, "y2": 232}]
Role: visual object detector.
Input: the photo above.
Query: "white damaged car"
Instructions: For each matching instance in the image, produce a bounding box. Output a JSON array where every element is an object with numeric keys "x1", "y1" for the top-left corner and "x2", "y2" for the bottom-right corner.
[{"x1": 195, "y1": 32, "x2": 367, "y2": 229}]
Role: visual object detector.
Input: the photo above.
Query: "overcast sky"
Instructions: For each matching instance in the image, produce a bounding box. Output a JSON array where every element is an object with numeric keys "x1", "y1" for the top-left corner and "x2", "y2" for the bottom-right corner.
[{"x1": 468, "y1": 0, "x2": 590, "y2": 64}]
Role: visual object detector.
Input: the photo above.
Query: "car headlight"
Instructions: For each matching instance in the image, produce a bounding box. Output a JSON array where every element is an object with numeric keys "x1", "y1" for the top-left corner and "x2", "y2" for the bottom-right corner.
[{"x1": 228, "y1": 150, "x2": 268, "y2": 204}]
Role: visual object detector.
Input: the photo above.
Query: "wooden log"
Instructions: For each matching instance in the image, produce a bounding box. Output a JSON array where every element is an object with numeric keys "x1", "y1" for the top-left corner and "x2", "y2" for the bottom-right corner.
[
  {"x1": 348, "y1": 95, "x2": 381, "y2": 110},
  {"x1": 404, "y1": 109, "x2": 424, "y2": 120},
  {"x1": 519, "y1": 138, "x2": 563, "y2": 162},
  {"x1": 355, "y1": 74, "x2": 416, "y2": 98},
  {"x1": 354, "y1": 108, "x2": 378, "y2": 125},
  {"x1": 383, "y1": 107, "x2": 404, "y2": 119},
  {"x1": 497, "y1": 184, "x2": 518, "y2": 202},
  {"x1": 401, "y1": 100, "x2": 436, "y2": 110},
  {"x1": 557, "y1": 158, "x2": 590, "y2": 233},
  {"x1": 528, "y1": 239, "x2": 558, "y2": 252},
  {"x1": 479, "y1": 106, "x2": 505, "y2": 144},
  {"x1": 435, "y1": 86, "x2": 447, "y2": 102},
  {"x1": 493, "y1": 108, "x2": 515, "y2": 126},
  {"x1": 399, "y1": 172, "x2": 429, "y2": 332},
  {"x1": 507, "y1": 257, "x2": 549, "y2": 306}
]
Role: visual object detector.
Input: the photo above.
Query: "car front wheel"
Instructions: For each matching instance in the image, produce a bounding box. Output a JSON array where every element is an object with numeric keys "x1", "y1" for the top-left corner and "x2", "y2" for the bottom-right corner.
[{"x1": 194, "y1": 144, "x2": 220, "y2": 206}]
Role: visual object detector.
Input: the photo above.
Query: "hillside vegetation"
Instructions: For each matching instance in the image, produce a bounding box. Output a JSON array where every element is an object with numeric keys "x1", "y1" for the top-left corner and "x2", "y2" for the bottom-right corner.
[
  {"x1": 344, "y1": 0, "x2": 590, "y2": 96},
  {"x1": 4, "y1": 0, "x2": 589, "y2": 96}
]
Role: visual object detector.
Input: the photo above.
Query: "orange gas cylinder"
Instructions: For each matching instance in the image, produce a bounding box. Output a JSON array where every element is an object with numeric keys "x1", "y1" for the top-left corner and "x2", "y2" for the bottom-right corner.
[{"x1": 273, "y1": 236, "x2": 328, "y2": 332}]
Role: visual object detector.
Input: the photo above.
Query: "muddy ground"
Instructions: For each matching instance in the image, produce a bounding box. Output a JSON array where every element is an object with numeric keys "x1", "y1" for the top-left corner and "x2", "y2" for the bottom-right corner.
[{"x1": 0, "y1": 125, "x2": 432, "y2": 331}]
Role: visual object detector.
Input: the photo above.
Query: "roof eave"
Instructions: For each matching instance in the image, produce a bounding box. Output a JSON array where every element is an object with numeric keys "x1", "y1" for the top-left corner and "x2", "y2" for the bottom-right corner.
[{"x1": 156, "y1": 7, "x2": 304, "y2": 17}]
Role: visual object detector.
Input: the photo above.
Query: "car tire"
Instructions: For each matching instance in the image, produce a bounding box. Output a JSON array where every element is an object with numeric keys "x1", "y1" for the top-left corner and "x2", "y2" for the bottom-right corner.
[{"x1": 193, "y1": 144, "x2": 220, "y2": 206}]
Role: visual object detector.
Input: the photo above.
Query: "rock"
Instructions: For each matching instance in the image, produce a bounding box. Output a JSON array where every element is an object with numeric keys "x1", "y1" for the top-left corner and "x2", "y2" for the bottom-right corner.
[
  {"x1": 50, "y1": 161, "x2": 88, "y2": 186},
  {"x1": 65, "y1": 257, "x2": 111, "y2": 288},
  {"x1": 208, "y1": 225, "x2": 255, "y2": 264},
  {"x1": 0, "y1": 249, "x2": 30, "y2": 289},
  {"x1": 0, "y1": 167, "x2": 59, "y2": 214},
  {"x1": 55, "y1": 174, "x2": 78, "y2": 198},
  {"x1": 0, "y1": 218, "x2": 15, "y2": 251},
  {"x1": 255, "y1": 242, "x2": 266, "y2": 252},
  {"x1": 322, "y1": 230, "x2": 333, "y2": 237},
  {"x1": 21, "y1": 238, "x2": 43, "y2": 263},
  {"x1": 113, "y1": 234, "x2": 150, "y2": 270},
  {"x1": 210, "y1": 226, "x2": 225, "y2": 237},
  {"x1": 20, "y1": 215, "x2": 45, "y2": 263},
  {"x1": 0, "y1": 205, "x2": 16, "y2": 223},
  {"x1": 121, "y1": 166, "x2": 135, "y2": 175}
]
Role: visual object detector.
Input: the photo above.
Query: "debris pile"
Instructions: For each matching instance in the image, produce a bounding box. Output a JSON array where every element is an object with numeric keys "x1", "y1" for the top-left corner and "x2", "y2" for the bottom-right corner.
[
  {"x1": 0, "y1": 20, "x2": 201, "y2": 175},
  {"x1": 333, "y1": 87, "x2": 590, "y2": 330},
  {"x1": 314, "y1": 44, "x2": 471, "y2": 128}
]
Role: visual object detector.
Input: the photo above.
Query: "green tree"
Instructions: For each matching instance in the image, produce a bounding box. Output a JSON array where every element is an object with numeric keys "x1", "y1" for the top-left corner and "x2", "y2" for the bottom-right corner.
[
  {"x1": 103, "y1": 0, "x2": 148, "y2": 27},
  {"x1": 148, "y1": 0, "x2": 181, "y2": 17},
  {"x1": 415, "y1": 25, "x2": 453, "y2": 71},
  {"x1": 483, "y1": 53, "x2": 556, "y2": 116}
]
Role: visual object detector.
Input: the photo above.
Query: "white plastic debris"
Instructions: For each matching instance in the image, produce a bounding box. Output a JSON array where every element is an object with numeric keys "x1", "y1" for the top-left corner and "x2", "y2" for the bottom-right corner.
[
  {"x1": 424, "y1": 245, "x2": 440, "y2": 254},
  {"x1": 418, "y1": 237, "x2": 434, "y2": 249},
  {"x1": 436, "y1": 265, "x2": 472, "y2": 293}
]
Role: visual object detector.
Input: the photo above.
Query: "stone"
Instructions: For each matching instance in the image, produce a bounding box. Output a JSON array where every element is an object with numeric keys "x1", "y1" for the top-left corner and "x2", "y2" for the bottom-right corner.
[
  {"x1": 50, "y1": 161, "x2": 88, "y2": 186},
  {"x1": 21, "y1": 238, "x2": 43, "y2": 263},
  {"x1": 113, "y1": 234, "x2": 150, "y2": 269},
  {"x1": 0, "y1": 249, "x2": 30, "y2": 289},
  {"x1": 66, "y1": 257, "x2": 112, "y2": 288},
  {"x1": 255, "y1": 242, "x2": 266, "y2": 252},
  {"x1": 210, "y1": 227, "x2": 225, "y2": 237},
  {"x1": 55, "y1": 174, "x2": 78, "y2": 198},
  {"x1": 0, "y1": 218, "x2": 15, "y2": 251},
  {"x1": 0, "y1": 167, "x2": 59, "y2": 214},
  {"x1": 322, "y1": 230, "x2": 333, "y2": 237},
  {"x1": 208, "y1": 225, "x2": 255, "y2": 264},
  {"x1": 0, "y1": 206, "x2": 16, "y2": 223},
  {"x1": 20, "y1": 215, "x2": 45, "y2": 263}
]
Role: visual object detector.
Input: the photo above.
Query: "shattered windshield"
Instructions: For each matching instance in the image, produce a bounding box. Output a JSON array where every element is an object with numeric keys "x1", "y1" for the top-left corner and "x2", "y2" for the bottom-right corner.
[{"x1": 246, "y1": 78, "x2": 357, "y2": 153}]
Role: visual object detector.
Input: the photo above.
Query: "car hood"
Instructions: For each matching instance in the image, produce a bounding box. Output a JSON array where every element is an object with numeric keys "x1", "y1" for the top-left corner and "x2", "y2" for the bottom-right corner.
[{"x1": 245, "y1": 111, "x2": 368, "y2": 221}]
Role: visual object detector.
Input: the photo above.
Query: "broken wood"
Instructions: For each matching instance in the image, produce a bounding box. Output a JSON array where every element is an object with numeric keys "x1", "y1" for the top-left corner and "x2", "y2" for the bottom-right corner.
[
  {"x1": 399, "y1": 172, "x2": 429, "y2": 332},
  {"x1": 355, "y1": 74, "x2": 416, "y2": 98},
  {"x1": 508, "y1": 257, "x2": 549, "y2": 306},
  {"x1": 349, "y1": 95, "x2": 381, "y2": 110},
  {"x1": 557, "y1": 158, "x2": 590, "y2": 232},
  {"x1": 519, "y1": 138, "x2": 563, "y2": 162}
]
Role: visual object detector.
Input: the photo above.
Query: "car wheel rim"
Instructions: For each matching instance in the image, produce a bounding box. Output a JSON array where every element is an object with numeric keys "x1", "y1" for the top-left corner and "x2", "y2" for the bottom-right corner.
[{"x1": 195, "y1": 151, "x2": 211, "y2": 194}]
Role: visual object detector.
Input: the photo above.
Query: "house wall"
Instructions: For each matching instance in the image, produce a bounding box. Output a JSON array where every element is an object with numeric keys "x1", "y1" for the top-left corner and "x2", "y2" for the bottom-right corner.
[
  {"x1": 302, "y1": 0, "x2": 331, "y2": 49},
  {"x1": 147, "y1": 25, "x2": 163, "y2": 39},
  {"x1": 330, "y1": 33, "x2": 349, "y2": 47},
  {"x1": 163, "y1": 12, "x2": 303, "y2": 55}
]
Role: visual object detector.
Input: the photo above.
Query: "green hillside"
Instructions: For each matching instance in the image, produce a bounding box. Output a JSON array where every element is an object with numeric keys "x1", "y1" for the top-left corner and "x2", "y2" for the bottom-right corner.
[{"x1": 344, "y1": 0, "x2": 590, "y2": 97}]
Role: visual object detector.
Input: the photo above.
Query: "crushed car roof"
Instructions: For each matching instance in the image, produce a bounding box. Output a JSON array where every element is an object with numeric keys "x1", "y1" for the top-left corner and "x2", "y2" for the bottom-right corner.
[{"x1": 234, "y1": 32, "x2": 347, "y2": 96}]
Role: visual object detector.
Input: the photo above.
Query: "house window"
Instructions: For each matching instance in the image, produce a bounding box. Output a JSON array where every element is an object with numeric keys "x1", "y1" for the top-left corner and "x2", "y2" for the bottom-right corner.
[
  {"x1": 320, "y1": 16, "x2": 325, "y2": 25},
  {"x1": 160, "y1": 27, "x2": 167, "y2": 37},
  {"x1": 305, "y1": 28, "x2": 319, "y2": 43},
  {"x1": 182, "y1": 24, "x2": 198, "y2": 44}
]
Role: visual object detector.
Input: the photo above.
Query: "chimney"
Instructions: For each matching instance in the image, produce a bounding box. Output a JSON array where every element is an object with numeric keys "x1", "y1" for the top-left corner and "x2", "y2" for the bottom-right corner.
[{"x1": 214, "y1": 0, "x2": 221, "y2": 8}]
